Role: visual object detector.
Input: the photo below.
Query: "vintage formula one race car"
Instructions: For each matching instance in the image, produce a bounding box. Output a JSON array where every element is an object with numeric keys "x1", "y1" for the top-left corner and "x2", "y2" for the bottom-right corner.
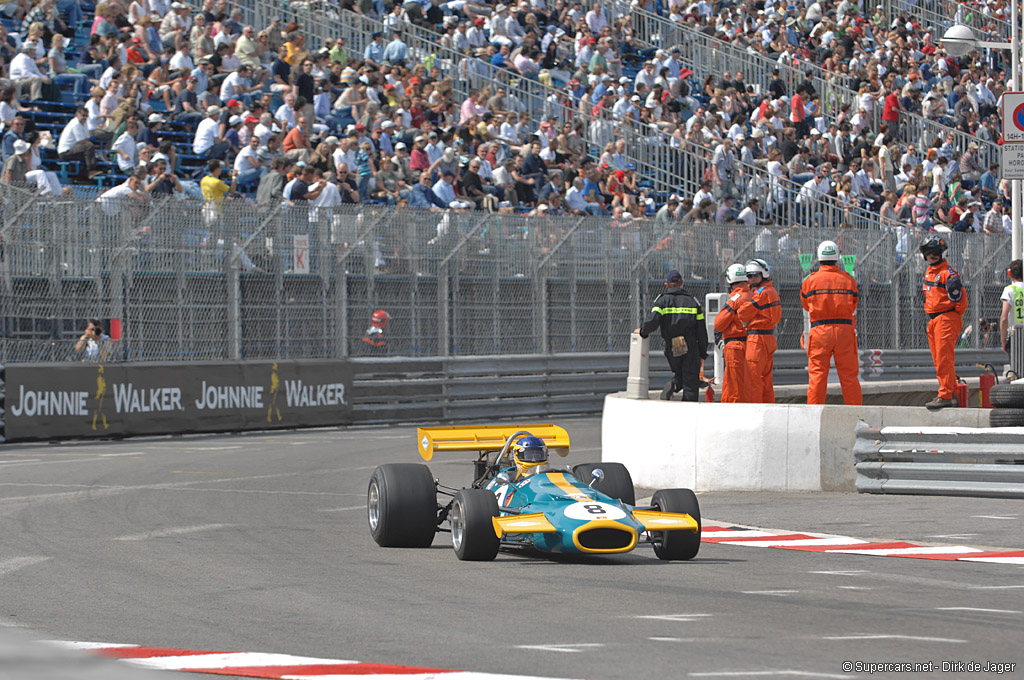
[{"x1": 367, "y1": 424, "x2": 701, "y2": 561}]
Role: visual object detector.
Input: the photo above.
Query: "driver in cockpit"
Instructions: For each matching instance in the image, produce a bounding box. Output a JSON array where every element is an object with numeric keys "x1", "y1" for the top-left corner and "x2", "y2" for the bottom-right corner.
[{"x1": 511, "y1": 436, "x2": 549, "y2": 479}]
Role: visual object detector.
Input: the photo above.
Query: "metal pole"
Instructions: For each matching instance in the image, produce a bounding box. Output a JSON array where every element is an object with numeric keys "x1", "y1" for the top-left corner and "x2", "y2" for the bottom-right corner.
[{"x1": 1013, "y1": 1, "x2": 1021, "y2": 261}]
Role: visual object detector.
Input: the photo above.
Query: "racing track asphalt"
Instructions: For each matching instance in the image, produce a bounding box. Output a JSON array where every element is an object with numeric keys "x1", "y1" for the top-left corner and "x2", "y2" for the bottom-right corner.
[{"x1": 0, "y1": 416, "x2": 1022, "y2": 680}]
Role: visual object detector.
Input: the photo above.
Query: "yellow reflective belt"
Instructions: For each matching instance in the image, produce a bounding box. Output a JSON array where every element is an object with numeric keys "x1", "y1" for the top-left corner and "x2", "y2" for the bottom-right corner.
[{"x1": 652, "y1": 306, "x2": 699, "y2": 314}]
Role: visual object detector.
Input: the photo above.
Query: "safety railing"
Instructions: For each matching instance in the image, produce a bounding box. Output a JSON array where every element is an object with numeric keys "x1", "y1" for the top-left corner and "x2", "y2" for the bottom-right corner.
[
  {"x1": 0, "y1": 183, "x2": 1013, "y2": 363},
  {"x1": 886, "y1": 0, "x2": 1013, "y2": 41},
  {"x1": 605, "y1": 3, "x2": 999, "y2": 162},
  {"x1": 854, "y1": 420, "x2": 1024, "y2": 498}
]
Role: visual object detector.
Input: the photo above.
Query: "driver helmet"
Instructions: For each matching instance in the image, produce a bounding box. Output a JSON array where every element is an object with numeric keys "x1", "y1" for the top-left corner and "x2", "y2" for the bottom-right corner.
[
  {"x1": 370, "y1": 309, "x2": 390, "y2": 328},
  {"x1": 919, "y1": 235, "x2": 948, "y2": 261},
  {"x1": 726, "y1": 262, "x2": 747, "y2": 284},
  {"x1": 512, "y1": 435, "x2": 548, "y2": 476},
  {"x1": 745, "y1": 258, "x2": 771, "y2": 280}
]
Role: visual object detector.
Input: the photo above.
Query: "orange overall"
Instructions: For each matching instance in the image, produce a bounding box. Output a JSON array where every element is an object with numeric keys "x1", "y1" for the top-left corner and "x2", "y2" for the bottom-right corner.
[
  {"x1": 800, "y1": 264, "x2": 862, "y2": 405},
  {"x1": 738, "y1": 280, "x2": 782, "y2": 403},
  {"x1": 923, "y1": 260, "x2": 968, "y2": 399},
  {"x1": 713, "y1": 286, "x2": 751, "y2": 403}
]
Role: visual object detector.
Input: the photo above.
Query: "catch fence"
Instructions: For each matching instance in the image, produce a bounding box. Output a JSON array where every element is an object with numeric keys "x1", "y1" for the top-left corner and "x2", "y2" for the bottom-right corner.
[{"x1": 0, "y1": 185, "x2": 1012, "y2": 363}]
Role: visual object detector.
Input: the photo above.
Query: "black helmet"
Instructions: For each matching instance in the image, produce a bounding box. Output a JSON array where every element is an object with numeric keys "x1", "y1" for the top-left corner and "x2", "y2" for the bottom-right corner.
[{"x1": 919, "y1": 235, "x2": 948, "y2": 260}]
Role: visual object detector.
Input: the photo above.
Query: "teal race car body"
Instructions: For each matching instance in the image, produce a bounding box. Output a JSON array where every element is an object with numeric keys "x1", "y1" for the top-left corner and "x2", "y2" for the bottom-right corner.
[{"x1": 367, "y1": 424, "x2": 702, "y2": 561}]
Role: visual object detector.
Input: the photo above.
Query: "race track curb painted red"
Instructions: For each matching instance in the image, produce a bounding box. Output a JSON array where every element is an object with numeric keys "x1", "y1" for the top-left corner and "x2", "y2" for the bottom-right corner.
[
  {"x1": 701, "y1": 523, "x2": 1024, "y2": 564},
  {"x1": 52, "y1": 642, "x2": 573, "y2": 679}
]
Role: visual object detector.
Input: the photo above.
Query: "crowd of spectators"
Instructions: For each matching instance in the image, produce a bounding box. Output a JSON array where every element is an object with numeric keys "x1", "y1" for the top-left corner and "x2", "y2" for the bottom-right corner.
[{"x1": 0, "y1": 0, "x2": 1017, "y2": 235}]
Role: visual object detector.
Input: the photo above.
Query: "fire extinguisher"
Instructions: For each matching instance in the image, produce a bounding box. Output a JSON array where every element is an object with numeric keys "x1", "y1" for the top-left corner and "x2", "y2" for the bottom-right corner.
[
  {"x1": 955, "y1": 375, "x2": 969, "y2": 408},
  {"x1": 977, "y1": 363, "x2": 998, "y2": 409}
]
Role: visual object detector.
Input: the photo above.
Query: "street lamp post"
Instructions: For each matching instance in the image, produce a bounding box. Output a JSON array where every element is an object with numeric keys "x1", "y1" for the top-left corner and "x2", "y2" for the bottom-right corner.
[{"x1": 941, "y1": 24, "x2": 1018, "y2": 257}]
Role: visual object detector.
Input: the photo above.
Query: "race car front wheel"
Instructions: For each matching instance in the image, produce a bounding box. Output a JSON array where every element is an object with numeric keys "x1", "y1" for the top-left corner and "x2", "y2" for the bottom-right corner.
[
  {"x1": 450, "y1": 489, "x2": 500, "y2": 561},
  {"x1": 367, "y1": 463, "x2": 437, "y2": 548},
  {"x1": 572, "y1": 462, "x2": 636, "y2": 505},
  {"x1": 651, "y1": 489, "x2": 701, "y2": 561}
]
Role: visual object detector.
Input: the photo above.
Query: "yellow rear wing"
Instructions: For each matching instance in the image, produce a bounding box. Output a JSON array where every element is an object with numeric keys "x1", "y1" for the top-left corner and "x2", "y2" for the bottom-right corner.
[{"x1": 416, "y1": 424, "x2": 571, "y2": 461}]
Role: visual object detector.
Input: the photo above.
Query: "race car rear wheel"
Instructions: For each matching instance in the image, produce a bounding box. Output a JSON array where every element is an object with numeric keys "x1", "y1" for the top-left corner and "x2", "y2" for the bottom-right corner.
[
  {"x1": 450, "y1": 489, "x2": 500, "y2": 561},
  {"x1": 650, "y1": 489, "x2": 701, "y2": 561},
  {"x1": 367, "y1": 463, "x2": 437, "y2": 548},
  {"x1": 572, "y1": 462, "x2": 636, "y2": 505}
]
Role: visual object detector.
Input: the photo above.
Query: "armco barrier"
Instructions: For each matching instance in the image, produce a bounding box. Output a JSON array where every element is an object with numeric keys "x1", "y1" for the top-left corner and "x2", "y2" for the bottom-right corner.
[
  {"x1": 3, "y1": 361, "x2": 353, "y2": 442},
  {"x1": 854, "y1": 421, "x2": 1024, "y2": 498}
]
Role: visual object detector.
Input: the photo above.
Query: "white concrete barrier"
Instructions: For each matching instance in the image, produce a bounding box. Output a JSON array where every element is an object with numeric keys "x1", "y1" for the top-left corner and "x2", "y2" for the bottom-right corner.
[{"x1": 601, "y1": 393, "x2": 990, "y2": 492}]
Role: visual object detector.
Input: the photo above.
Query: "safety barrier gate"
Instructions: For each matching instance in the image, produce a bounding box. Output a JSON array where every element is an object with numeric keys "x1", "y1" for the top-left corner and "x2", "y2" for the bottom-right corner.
[{"x1": 854, "y1": 420, "x2": 1024, "y2": 498}]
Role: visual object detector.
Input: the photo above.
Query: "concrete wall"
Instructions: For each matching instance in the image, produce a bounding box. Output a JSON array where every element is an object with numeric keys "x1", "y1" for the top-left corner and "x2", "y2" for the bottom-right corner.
[{"x1": 601, "y1": 393, "x2": 990, "y2": 492}]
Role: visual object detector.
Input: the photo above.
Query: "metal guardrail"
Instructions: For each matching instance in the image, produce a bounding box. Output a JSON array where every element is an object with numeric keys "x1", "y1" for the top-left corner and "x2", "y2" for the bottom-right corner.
[
  {"x1": 349, "y1": 349, "x2": 1008, "y2": 422},
  {"x1": 854, "y1": 420, "x2": 1024, "y2": 498}
]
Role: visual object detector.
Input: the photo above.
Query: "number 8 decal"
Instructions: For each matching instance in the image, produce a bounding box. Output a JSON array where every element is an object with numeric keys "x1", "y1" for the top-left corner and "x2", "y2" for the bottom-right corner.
[{"x1": 584, "y1": 504, "x2": 605, "y2": 514}]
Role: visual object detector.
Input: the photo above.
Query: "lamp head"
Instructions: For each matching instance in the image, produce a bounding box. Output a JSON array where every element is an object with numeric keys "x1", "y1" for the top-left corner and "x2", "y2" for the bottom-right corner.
[{"x1": 941, "y1": 25, "x2": 977, "y2": 57}]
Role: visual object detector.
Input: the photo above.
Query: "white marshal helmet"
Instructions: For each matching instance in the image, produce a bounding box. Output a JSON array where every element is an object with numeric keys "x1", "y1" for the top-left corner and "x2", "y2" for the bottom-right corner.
[
  {"x1": 817, "y1": 240, "x2": 839, "y2": 262},
  {"x1": 744, "y1": 258, "x2": 771, "y2": 279},
  {"x1": 726, "y1": 263, "x2": 747, "y2": 284}
]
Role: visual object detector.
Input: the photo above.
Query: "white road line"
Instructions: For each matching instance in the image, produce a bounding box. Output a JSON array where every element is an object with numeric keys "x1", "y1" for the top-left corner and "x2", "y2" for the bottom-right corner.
[
  {"x1": 287, "y1": 673, "x2": 575, "y2": 680},
  {"x1": 113, "y1": 523, "x2": 236, "y2": 541},
  {"x1": 319, "y1": 506, "x2": 367, "y2": 512},
  {"x1": 125, "y1": 653, "x2": 358, "y2": 670},
  {"x1": 927, "y1": 534, "x2": 978, "y2": 539},
  {"x1": 827, "y1": 546, "x2": 982, "y2": 556},
  {"x1": 98, "y1": 452, "x2": 148, "y2": 457},
  {"x1": 689, "y1": 671, "x2": 850, "y2": 679},
  {"x1": 809, "y1": 570, "x2": 868, "y2": 575},
  {"x1": 0, "y1": 556, "x2": 51, "y2": 577},
  {"x1": 836, "y1": 586, "x2": 874, "y2": 590},
  {"x1": 721, "y1": 537, "x2": 866, "y2": 548},
  {"x1": 177, "y1": 446, "x2": 243, "y2": 451},
  {"x1": 632, "y1": 614, "x2": 712, "y2": 622},
  {"x1": 959, "y1": 556, "x2": 1024, "y2": 565},
  {"x1": 701, "y1": 530, "x2": 778, "y2": 539},
  {"x1": 969, "y1": 585, "x2": 1024, "y2": 589},
  {"x1": 648, "y1": 637, "x2": 686, "y2": 642},
  {"x1": 971, "y1": 515, "x2": 1017, "y2": 520},
  {"x1": 46, "y1": 641, "x2": 139, "y2": 650},
  {"x1": 0, "y1": 459, "x2": 42, "y2": 465},
  {"x1": 822, "y1": 634, "x2": 967, "y2": 643},
  {"x1": 935, "y1": 607, "x2": 1022, "y2": 614},
  {"x1": 516, "y1": 644, "x2": 604, "y2": 653},
  {"x1": 741, "y1": 590, "x2": 799, "y2": 596}
]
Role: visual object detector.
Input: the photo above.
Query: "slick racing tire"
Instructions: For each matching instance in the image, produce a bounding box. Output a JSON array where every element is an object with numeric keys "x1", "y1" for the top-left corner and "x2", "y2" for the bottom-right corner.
[
  {"x1": 650, "y1": 488, "x2": 701, "y2": 561},
  {"x1": 450, "y1": 489, "x2": 500, "y2": 561},
  {"x1": 367, "y1": 463, "x2": 437, "y2": 548},
  {"x1": 572, "y1": 462, "x2": 636, "y2": 506},
  {"x1": 989, "y1": 408, "x2": 1024, "y2": 427},
  {"x1": 989, "y1": 384, "x2": 1024, "y2": 408}
]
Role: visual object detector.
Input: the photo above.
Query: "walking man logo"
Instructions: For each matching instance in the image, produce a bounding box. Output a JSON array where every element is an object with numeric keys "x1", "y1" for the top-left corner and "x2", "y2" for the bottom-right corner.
[
  {"x1": 267, "y1": 362, "x2": 282, "y2": 422},
  {"x1": 92, "y1": 366, "x2": 108, "y2": 431}
]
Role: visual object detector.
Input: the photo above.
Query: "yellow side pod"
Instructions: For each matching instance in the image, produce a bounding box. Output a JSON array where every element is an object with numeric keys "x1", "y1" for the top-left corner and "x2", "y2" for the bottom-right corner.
[
  {"x1": 416, "y1": 424, "x2": 571, "y2": 461},
  {"x1": 632, "y1": 510, "x2": 700, "y2": 532},
  {"x1": 492, "y1": 513, "x2": 558, "y2": 538}
]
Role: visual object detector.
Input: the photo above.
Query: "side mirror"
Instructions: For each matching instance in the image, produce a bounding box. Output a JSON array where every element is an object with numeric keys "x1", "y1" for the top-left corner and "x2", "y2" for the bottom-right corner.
[
  {"x1": 588, "y1": 469, "x2": 604, "y2": 488},
  {"x1": 496, "y1": 472, "x2": 512, "y2": 486}
]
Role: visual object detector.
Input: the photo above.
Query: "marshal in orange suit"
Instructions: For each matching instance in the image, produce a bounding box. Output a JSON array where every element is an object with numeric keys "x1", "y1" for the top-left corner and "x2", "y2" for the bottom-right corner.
[
  {"x1": 800, "y1": 240, "x2": 862, "y2": 405},
  {"x1": 713, "y1": 263, "x2": 751, "y2": 403},
  {"x1": 920, "y1": 235, "x2": 968, "y2": 409},
  {"x1": 737, "y1": 258, "x2": 781, "y2": 403}
]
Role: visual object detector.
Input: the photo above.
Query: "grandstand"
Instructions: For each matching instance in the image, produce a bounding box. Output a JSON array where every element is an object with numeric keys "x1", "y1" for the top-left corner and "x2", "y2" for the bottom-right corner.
[{"x1": 0, "y1": 0, "x2": 1016, "y2": 360}]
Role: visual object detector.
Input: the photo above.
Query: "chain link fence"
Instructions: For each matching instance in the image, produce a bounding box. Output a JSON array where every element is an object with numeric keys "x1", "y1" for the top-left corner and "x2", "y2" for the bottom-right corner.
[{"x1": 0, "y1": 184, "x2": 1012, "y2": 363}]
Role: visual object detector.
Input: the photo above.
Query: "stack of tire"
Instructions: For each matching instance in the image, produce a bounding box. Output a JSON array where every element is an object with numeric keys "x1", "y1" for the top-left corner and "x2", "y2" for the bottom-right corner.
[{"x1": 989, "y1": 385, "x2": 1024, "y2": 426}]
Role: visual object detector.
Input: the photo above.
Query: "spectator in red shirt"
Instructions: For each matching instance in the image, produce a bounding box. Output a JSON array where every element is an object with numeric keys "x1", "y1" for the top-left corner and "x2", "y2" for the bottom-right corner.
[
  {"x1": 409, "y1": 135, "x2": 431, "y2": 178},
  {"x1": 882, "y1": 90, "x2": 900, "y2": 140}
]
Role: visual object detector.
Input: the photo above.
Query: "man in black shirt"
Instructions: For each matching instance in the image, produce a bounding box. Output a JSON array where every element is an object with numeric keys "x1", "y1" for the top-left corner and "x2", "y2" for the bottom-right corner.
[
  {"x1": 336, "y1": 166, "x2": 359, "y2": 203},
  {"x1": 173, "y1": 77, "x2": 203, "y2": 125},
  {"x1": 271, "y1": 44, "x2": 291, "y2": 95},
  {"x1": 144, "y1": 157, "x2": 182, "y2": 195}
]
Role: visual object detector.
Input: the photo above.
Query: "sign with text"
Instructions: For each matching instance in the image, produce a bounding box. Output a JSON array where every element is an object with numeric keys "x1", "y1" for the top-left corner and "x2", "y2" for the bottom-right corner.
[
  {"x1": 1002, "y1": 144, "x2": 1024, "y2": 180},
  {"x1": 293, "y1": 234, "x2": 310, "y2": 274},
  {"x1": 4, "y1": 360, "x2": 353, "y2": 442},
  {"x1": 1004, "y1": 92, "x2": 1024, "y2": 143}
]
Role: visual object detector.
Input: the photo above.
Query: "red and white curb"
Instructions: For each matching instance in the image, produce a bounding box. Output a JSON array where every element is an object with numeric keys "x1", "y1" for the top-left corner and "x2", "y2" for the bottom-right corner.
[
  {"x1": 52, "y1": 642, "x2": 573, "y2": 679},
  {"x1": 701, "y1": 523, "x2": 1024, "y2": 564}
]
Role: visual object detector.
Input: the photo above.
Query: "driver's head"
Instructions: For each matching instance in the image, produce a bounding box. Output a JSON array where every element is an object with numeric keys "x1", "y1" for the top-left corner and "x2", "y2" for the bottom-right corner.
[{"x1": 512, "y1": 436, "x2": 548, "y2": 477}]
